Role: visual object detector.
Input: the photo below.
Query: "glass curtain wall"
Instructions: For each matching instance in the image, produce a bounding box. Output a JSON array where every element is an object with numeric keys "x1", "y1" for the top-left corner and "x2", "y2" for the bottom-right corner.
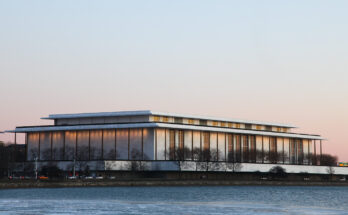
[
  {"x1": 290, "y1": 139, "x2": 296, "y2": 164},
  {"x1": 217, "y1": 133, "x2": 226, "y2": 161},
  {"x1": 90, "y1": 130, "x2": 102, "y2": 160},
  {"x1": 129, "y1": 128, "x2": 142, "y2": 160},
  {"x1": 64, "y1": 131, "x2": 76, "y2": 160},
  {"x1": 184, "y1": 130, "x2": 193, "y2": 160},
  {"x1": 249, "y1": 136, "x2": 256, "y2": 163},
  {"x1": 234, "y1": 135, "x2": 241, "y2": 162},
  {"x1": 27, "y1": 133, "x2": 39, "y2": 161},
  {"x1": 263, "y1": 136, "x2": 270, "y2": 163},
  {"x1": 297, "y1": 139, "x2": 303, "y2": 164},
  {"x1": 26, "y1": 128, "x2": 315, "y2": 165},
  {"x1": 52, "y1": 131, "x2": 64, "y2": 160},
  {"x1": 209, "y1": 133, "x2": 217, "y2": 161},
  {"x1": 256, "y1": 136, "x2": 263, "y2": 163},
  {"x1": 303, "y1": 139, "x2": 309, "y2": 165},
  {"x1": 103, "y1": 130, "x2": 115, "y2": 160},
  {"x1": 283, "y1": 138, "x2": 290, "y2": 164},
  {"x1": 116, "y1": 129, "x2": 129, "y2": 160},
  {"x1": 227, "y1": 134, "x2": 234, "y2": 162},
  {"x1": 156, "y1": 129, "x2": 166, "y2": 160},
  {"x1": 192, "y1": 131, "x2": 201, "y2": 160},
  {"x1": 39, "y1": 132, "x2": 51, "y2": 160},
  {"x1": 276, "y1": 137, "x2": 284, "y2": 164},
  {"x1": 241, "y1": 135, "x2": 248, "y2": 162},
  {"x1": 76, "y1": 131, "x2": 89, "y2": 160},
  {"x1": 269, "y1": 137, "x2": 277, "y2": 163}
]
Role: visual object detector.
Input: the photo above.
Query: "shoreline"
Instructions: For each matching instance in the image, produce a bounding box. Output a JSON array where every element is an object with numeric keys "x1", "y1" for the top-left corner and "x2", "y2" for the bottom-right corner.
[{"x1": 1, "y1": 180, "x2": 348, "y2": 189}]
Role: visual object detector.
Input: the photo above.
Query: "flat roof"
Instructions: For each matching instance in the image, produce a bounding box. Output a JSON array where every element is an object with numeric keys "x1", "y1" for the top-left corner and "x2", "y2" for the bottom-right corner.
[
  {"x1": 41, "y1": 110, "x2": 296, "y2": 128},
  {"x1": 5, "y1": 122, "x2": 323, "y2": 140}
]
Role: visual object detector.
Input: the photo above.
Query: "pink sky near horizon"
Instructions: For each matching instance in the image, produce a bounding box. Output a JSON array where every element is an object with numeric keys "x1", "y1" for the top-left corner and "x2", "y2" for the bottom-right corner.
[{"x1": 0, "y1": 1, "x2": 347, "y2": 161}]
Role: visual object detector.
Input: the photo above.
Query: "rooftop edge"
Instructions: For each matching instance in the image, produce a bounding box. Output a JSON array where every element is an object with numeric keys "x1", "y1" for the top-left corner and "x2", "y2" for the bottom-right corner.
[{"x1": 40, "y1": 110, "x2": 296, "y2": 128}]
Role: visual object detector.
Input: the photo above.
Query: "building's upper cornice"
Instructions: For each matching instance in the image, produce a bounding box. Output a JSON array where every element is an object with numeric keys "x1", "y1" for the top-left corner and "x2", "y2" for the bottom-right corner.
[{"x1": 41, "y1": 110, "x2": 296, "y2": 128}]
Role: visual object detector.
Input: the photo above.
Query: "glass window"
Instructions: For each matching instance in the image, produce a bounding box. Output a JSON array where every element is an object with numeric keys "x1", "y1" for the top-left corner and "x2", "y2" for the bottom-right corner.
[
  {"x1": 27, "y1": 133, "x2": 39, "y2": 161},
  {"x1": 103, "y1": 129, "x2": 116, "y2": 160},
  {"x1": 40, "y1": 132, "x2": 51, "y2": 161},
  {"x1": 64, "y1": 131, "x2": 76, "y2": 160},
  {"x1": 90, "y1": 130, "x2": 102, "y2": 160},
  {"x1": 192, "y1": 131, "x2": 201, "y2": 161},
  {"x1": 249, "y1": 136, "x2": 256, "y2": 163},
  {"x1": 174, "y1": 118, "x2": 183, "y2": 124},
  {"x1": 308, "y1": 140, "x2": 312, "y2": 165},
  {"x1": 284, "y1": 138, "x2": 290, "y2": 164},
  {"x1": 163, "y1": 116, "x2": 169, "y2": 123},
  {"x1": 174, "y1": 130, "x2": 184, "y2": 160},
  {"x1": 168, "y1": 130, "x2": 175, "y2": 160},
  {"x1": 199, "y1": 120, "x2": 207, "y2": 126},
  {"x1": 217, "y1": 133, "x2": 226, "y2": 161},
  {"x1": 234, "y1": 135, "x2": 241, "y2": 162},
  {"x1": 165, "y1": 129, "x2": 170, "y2": 160},
  {"x1": 241, "y1": 135, "x2": 248, "y2": 162},
  {"x1": 256, "y1": 136, "x2": 263, "y2": 163},
  {"x1": 269, "y1": 137, "x2": 277, "y2": 163},
  {"x1": 276, "y1": 137, "x2": 284, "y2": 164},
  {"x1": 156, "y1": 129, "x2": 166, "y2": 160},
  {"x1": 76, "y1": 130, "x2": 89, "y2": 160},
  {"x1": 227, "y1": 134, "x2": 233, "y2": 162},
  {"x1": 263, "y1": 136, "x2": 270, "y2": 163},
  {"x1": 116, "y1": 129, "x2": 129, "y2": 160},
  {"x1": 143, "y1": 128, "x2": 154, "y2": 160},
  {"x1": 290, "y1": 138, "x2": 296, "y2": 164},
  {"x1": 303, "y1": 139, "x2": 309, "y2": 165},
  {"x1": 184, "y1": 130, "x2": 192, "y2": 160},
  {"x1": 297, "y1": 139, "x2": 303, "y2": 164},
  {"x1": 52, "y1": 131, "x2": 64, "y2": 160},
  {"x1": 129, "y1": 129, "x2": 142, "y2": 160},
  {"x1": 209, "y1": 132, "x2": 217, "y2": 161}
]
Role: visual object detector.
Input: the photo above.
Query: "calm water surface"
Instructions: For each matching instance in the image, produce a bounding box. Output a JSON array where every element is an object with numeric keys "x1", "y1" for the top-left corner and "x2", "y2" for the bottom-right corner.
[{"x1": 0, "y1": 186, "x2": 347, "y2": 215}]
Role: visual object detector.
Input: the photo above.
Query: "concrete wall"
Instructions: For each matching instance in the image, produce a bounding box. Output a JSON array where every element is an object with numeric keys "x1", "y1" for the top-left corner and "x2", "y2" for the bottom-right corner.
[
  {"x1": 13, "y1": 160, "x2": 348, "y2": 175},
  {"x1": 104, "y1": 161, "x2": 348, "y2": 175}
]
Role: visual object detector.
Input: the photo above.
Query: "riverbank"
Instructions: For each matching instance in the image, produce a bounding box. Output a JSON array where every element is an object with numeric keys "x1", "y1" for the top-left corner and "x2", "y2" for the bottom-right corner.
[{"x1": 1, "y1": 179, "x2": 348, "y2": 189}]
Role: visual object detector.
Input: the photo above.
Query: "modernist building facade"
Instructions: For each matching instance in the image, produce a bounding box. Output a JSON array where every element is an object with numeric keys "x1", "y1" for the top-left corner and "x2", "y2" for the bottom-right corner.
[{"x1": 8, "y1": 111, "x2": 325, "y2": 166}]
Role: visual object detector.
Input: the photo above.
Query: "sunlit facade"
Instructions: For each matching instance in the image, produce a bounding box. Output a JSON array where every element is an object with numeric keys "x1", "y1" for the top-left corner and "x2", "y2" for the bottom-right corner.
[{"x1": 8, "y1": 111, "x2": 324, "y2": 165}]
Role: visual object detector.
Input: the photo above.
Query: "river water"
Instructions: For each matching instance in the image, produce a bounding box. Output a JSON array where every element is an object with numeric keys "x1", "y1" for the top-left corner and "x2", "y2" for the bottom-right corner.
[{"x1": 0, "y1": 186, "x2": 347, "y2": 214}]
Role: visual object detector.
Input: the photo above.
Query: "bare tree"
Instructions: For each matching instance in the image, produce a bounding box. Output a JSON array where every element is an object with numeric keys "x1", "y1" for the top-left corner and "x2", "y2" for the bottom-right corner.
[
  {"x1": 129, "y1": 149, "x2": 149, "y2": 171},
  {"x1": 192, "y1": 148, "x2": 222, "y2": 171},
  {"x1": 320, "y1": 154, "x2": 338, "y2": 166},
  {"x1": 227, "y1": 150, "x2": 243, "y2": 172}
]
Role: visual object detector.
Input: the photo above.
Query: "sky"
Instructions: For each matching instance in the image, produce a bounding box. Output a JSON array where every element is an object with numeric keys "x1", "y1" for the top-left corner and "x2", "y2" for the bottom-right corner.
[{"x1": 0, "y1": 0, "x2": 347, "y2": 161}]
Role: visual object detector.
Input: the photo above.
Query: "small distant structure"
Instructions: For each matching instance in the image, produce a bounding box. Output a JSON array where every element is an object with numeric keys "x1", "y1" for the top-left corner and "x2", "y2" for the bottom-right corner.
[{"x1": 338, "y1": 162, "x2": 348, "y2": 167}]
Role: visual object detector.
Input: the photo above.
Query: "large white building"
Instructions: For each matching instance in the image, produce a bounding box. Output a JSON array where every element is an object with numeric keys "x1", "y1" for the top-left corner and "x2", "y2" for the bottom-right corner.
[{"x1": 8, "y1": 110, "x2": 325, "y2": 167}]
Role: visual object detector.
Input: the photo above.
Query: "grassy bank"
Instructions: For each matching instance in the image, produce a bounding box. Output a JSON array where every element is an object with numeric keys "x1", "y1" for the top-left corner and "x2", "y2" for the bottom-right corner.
[{"x1": 1, "y1": 179, "x2": 348, "y2": 189}]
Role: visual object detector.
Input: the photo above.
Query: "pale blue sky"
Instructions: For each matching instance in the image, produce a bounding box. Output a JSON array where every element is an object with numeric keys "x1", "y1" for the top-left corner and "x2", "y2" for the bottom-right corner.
[{"x1": 0, "y1": 1, "x2": 347, "y2": 160}]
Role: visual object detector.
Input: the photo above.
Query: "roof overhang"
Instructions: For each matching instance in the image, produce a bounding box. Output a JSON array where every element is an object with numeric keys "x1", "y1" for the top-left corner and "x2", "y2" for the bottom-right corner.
[
  {"x1": 40, "y1": 110, "x2": 296, "y2": 128},
  {"x1": 6, "y1": 122, "x2": 324, "y2": 140}
]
